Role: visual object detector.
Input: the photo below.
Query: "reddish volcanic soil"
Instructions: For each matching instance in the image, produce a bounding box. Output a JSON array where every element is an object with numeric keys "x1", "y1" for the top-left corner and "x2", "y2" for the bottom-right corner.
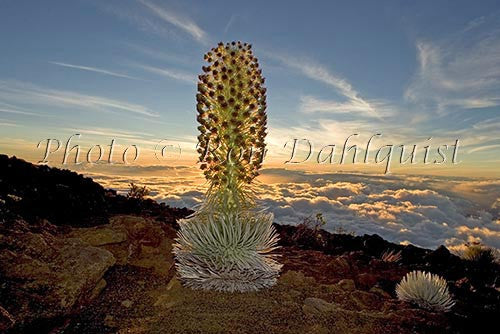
[{"x1": 1, "y1": 155, "x2": 499, "y2": 334}]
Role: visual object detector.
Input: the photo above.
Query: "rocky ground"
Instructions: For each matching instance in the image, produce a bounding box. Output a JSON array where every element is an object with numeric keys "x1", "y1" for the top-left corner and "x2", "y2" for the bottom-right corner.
[{"x1": 1, "y1": 155, "x2": 499, "y2": 333}]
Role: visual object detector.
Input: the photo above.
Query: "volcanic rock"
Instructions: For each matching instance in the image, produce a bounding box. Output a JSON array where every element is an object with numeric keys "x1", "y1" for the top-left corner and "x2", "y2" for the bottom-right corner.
[{"x1": 0, "y1": 218, "x2": 115, "y2": 331}]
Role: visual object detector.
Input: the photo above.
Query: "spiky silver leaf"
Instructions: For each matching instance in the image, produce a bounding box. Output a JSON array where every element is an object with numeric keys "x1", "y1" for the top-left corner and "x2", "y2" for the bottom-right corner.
[
  {"x1": 396, "y1": 270, "x2": 455, "y2": 312},
  {"x1": 173, "y1": 211, "x2": 282, "y2": 292}
]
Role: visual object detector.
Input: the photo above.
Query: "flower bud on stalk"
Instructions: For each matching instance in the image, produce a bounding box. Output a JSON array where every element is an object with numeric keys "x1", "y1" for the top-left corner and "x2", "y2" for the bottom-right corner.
[{"x1": 196, "y1": 41, "x2": 267, "y2": 211}]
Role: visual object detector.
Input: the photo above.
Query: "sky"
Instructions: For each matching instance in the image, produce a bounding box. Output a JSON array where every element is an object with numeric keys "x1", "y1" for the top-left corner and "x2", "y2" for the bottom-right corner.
[
  {"x1": 0, "y1": 0, "x2": 499, "y2": 176},
  {"x1": 1, "y1": 1, "x2": 500, "y2": 249}
]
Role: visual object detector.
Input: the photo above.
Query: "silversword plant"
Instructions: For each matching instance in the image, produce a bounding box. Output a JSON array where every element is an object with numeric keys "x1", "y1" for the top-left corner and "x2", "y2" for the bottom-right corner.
[
  {"x1": 396, "y1": 270, "x2": 455, "y2": 312},
  {"x1": 460, "y1": 242, "x2": 497, "y2": 263},
  {"x1": 173, "y1": 41, "x2": 282, "y2": 292}
]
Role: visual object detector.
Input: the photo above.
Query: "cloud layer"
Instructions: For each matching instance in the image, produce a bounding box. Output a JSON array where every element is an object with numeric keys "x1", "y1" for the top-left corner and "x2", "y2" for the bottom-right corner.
[{"x1": 83, "y1": 166, "x2": 500, "y2": 250}]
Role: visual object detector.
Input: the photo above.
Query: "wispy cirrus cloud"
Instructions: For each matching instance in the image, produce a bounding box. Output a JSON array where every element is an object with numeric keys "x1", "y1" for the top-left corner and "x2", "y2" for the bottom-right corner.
[
  {"x1": 137, "y1": 0, "x2": 208, "y2": 44},
  {"x1": 300, "y1": 95, "x2": 396, "y2": 117},
  {"x1": 462, "y1": 15, "x2": 487, "y2": 32},
  {"x1": 60, "y1": 126, "x2": 166, "y2": 148},
  {"x1": 399, "y1": 16, "x2": 500, "y2": 157},
  {"x1": 65, "y1": 127, "x2": 154, "y2": 140},
  {"x1": 468, "y1": 144, "x2": 500, "y2": 154},
  {"x1": 0, "y1": 119, "x2": 18, "y2": 127},
  {"x1": 0, "y1": 101, "x2": 41, "y2": 116},
  {"x1": 134, "y1": 63, "x2": 196, "y2": 84},
  {"x1": 267, "y1": 52, "x2": 396, "y2": 119},
  {"x1": 268, "y1": 16, "x2": 500, "y2": 158},
  {"x1": 405, "y1": 16, "x2": 500, "y2": 113},
  {"x1": 103, "y1": 5, "x2": 174, "y2": 38},
  {"x1": 49, "y1": 61, "x2": 141, "y2": 80},
  {"x1": 224, "y1": 14, "x2": 237, "y2": 34},
  {"x1": 472, "y1": 118, "x2": 500, "y2": 131},
  {"x1": 0, "y1": 80, "x2": 159, "y2": 118},
  {"x1": 124, "y1": 43, "x2": 195, "y2": 65},
  {"x1": 270, "y1": 53, "x2": 362, "y2": 99},
  {"x1": 0, "y1": 108, "x2": 40, "y2": 117}
]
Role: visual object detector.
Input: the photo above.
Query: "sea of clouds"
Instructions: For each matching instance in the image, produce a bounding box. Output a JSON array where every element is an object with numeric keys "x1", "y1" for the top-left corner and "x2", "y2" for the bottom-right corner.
[{"x1": 79, "y1": 164, "x2": 500, "y2": 251}]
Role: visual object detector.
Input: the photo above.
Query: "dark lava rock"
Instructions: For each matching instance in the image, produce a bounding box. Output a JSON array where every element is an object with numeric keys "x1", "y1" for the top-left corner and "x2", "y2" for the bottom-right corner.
[
  {"x1": 106, "y1": 191, "x2": 192, "y2": 227},
  {"x1": 424, "y1": 245, "x2": 452, "y2": 266},
  {"x1": 0, "y1": 218, "x2": 115, "y2": 333},
  {"x1": 362, "y1": 234, "x2": 387, "y2": 256},
  {"x1": 0, "y1": 155, "x2": 193, "y2": 227},
  {"x1": 355, "y1": 273, "x2": 379, "y2": 290},
  {"x1": 400, "y1": 244, "x2": 430, "y2": 265},
  {"x1": 0, "y1": 155, "x2": 109, "y2": 226}
]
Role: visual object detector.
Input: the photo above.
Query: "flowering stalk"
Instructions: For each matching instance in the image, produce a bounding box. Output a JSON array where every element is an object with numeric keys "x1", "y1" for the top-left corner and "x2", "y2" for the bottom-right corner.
[
  {"x1": 173, "y1": 42, "x2": 281, "y2": 292},
  {"x1": 196, "y1": 41, "x2": 267, "y2": 213}
]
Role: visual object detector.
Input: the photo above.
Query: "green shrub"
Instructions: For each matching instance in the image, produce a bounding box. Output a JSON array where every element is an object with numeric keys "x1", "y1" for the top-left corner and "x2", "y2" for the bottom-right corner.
[{"x1": 127, "y1": 182, "x2": 150, "y2": 200}]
